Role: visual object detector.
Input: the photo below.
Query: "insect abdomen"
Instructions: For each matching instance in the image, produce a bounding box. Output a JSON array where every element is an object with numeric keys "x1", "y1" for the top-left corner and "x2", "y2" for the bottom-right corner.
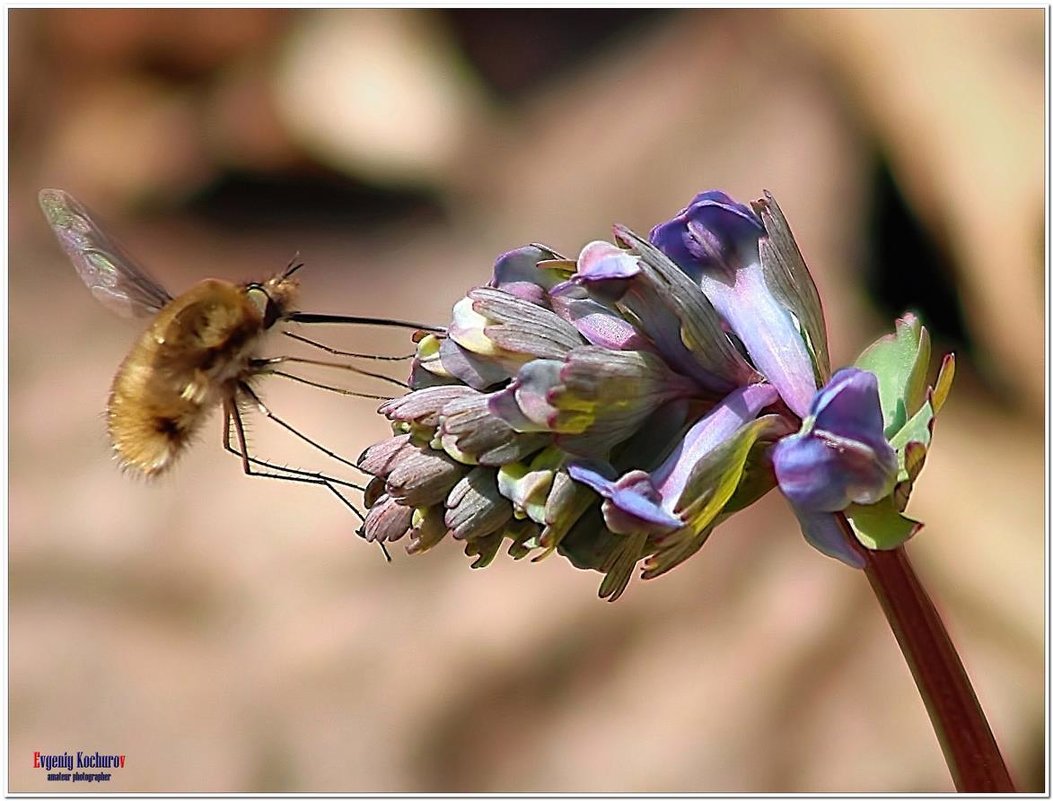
[
  {"x1": 107, "y1": 350, "x2": 211, "y2": 477},
  {"x1": 106, "y1": 280, "x2": 264, "y2": 477}
]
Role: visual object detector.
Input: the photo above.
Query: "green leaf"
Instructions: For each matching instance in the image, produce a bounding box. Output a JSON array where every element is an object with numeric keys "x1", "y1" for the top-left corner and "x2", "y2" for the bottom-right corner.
[
  {"x1": 892, "y1": 440, "x2": 928, "y2": 511},
  {"x1": 674, "y1": 414, "x2": 789, "y2": 534},
  {"x1": 598, "y1": 531, "x2": 648, "y2": 602},
  {"x1": 855, "y1": 313, "x2": 931, "y2": 437},
  {"x1": 465, "y1": 531, "x2": 503, "y2": 569},
  {"x1": 844, "y1": 497, "x2": 923, "y2": 550},
  {"x1": 642, "y1": 420, "x2": 783, "y2": 581},
  {"x1": 889, "y1": 399, "x2": 935, "y2": 480},
  {"x1": 641, "y1": 520, "x2": 718, "y2": 580},
  {"x1": 931, "y1": 353, "x2": 956, "y2": 414},
  {"x1": 540, "y1": 478, "x2": 597, "y2": 553},
  {"x1": 721, "y1": 441, "x2": 779, "y2": 516},
  {"x1": 554, "y1": 504, "x2": 610, "y2": 571}
]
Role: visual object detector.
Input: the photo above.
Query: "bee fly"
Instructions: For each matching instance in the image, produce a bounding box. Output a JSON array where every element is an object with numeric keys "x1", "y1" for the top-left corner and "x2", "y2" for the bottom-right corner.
[{"x1": 39, "y1": 188, "x2": 440, "y2": 552}]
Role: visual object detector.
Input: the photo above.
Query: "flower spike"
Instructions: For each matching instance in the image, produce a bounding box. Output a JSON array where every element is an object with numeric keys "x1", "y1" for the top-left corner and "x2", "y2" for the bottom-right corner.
[{"x1": 359, "y1": 190, "x2": 953, "y2": 598}]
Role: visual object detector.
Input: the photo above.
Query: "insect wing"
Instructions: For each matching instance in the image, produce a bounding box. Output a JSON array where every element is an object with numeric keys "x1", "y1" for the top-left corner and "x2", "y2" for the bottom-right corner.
[{"x1": 39, "y1": 188, "x2": 173, "y2": 318}]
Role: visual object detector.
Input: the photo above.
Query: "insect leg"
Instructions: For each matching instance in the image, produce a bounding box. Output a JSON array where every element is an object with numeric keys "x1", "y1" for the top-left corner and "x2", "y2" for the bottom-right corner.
[
  {"x1": 252, "y1": 365, "x2": 393, "y2": 402},
  {"x1": 252, "y1": 355, "x2": 408, "y2": 390},
  {"x1": 236, "y1": 381, "x2": 375, "y2": 477},
  {"x1": 282, "y1": 330, "x2": 414, "y2": 361},
  {"x1": 222, "y1": 398, "x2": 390, "y2": 560},
  {"x1": 222, "y1": 403, "x2": 365, "y2": 491}
]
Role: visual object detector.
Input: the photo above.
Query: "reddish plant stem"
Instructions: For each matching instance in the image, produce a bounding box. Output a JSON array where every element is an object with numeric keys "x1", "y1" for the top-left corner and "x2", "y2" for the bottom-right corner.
[{"x1": 840, "y1": 520, "x2": 1015, "y2": 791}]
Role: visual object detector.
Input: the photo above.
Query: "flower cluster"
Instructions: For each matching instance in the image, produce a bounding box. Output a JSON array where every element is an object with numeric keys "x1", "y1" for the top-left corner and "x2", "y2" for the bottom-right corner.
[{"x1": 358, "y1": 190, "x2": 953, "y2": 599}]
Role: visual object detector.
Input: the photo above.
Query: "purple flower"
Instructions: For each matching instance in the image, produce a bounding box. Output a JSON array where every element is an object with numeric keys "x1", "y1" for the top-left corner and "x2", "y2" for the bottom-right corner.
[
  {"x1": 358, "y1": 190, "x2": 947, "y2": 598},
  {"x1": 650, "y1": 190, "x2": 830, "y2": 419},
  {"x1": 772, "y1": 368, "x2": 898, "y2": 567}
]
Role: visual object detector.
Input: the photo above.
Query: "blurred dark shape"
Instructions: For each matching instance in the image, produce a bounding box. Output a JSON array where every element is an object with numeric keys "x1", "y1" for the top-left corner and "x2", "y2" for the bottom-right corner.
[
  {"x1": 443, "y1": 9, "x2": 673, "y2": 99},
  {"x1": 177, "y1": 10, "x2": 675, "y2": 231},
  {"x1": 184, "y1": 171, "x2": 446, "y2": 233},
  {"x1": 865, "y1": 154, "x2": 970, "y2": 358},
  {"x1": 37, "y1": 8, "x2": 291, "y2": 81}
]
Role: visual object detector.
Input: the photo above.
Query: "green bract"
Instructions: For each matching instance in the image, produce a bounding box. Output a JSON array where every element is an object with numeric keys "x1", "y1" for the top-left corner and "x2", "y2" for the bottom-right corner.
[{"x1": 846, "y1": 314, "x2": 955, "y2": 550}]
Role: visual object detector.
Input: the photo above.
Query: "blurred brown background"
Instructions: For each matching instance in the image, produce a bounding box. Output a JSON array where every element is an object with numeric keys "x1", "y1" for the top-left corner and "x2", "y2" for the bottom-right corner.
[{"x1": 8, "y1": 8, "x2": 1045, "y2": 792}]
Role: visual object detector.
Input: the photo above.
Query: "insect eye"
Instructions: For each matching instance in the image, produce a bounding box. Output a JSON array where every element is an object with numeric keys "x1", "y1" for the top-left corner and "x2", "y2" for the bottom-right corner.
[{"x1": 245, "y1": 284, "x2": 280, "y2": 328}]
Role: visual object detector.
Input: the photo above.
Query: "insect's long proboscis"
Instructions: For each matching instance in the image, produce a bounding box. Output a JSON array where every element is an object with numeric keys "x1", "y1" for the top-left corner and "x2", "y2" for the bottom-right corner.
[{"x1": 289, "y1": 312, "x2": 445, "y2": 334}]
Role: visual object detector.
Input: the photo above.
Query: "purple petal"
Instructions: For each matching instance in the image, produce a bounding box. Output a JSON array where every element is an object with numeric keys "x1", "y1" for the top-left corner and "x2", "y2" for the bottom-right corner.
[
  {"x1": 487, "y1": 360, "x2": 563, "y2": 432},
  {"x1": 576, "y1": 240, "x2": 641, "y2": 281},
  {"x1": 549, "y1": 282, "x2": 650, "y2": 351},
  {"x1": 380, "y1": 385, "x2": 479, "y2": 428},
  {"x1": 698, "y1": 261, "x2": 817, "y2": 418},
  {"x1": 488, "y1": 386, "x2": 549, "y2": 432},
  {"x1": 492, "y1": 281, "x2": 550, "y2": 306},
  {"x1": 773, "y1": 432, "x2": 895, "y2": 511},
  {"x1": 789, "y1": 507, "x2": 866, "y2": 568},
  {"x1": 361, "y1": 494, "x2": 413, "y2": 543},
  {"x1": 512, "y1": 360, "x2": 563, "y2": 427},
  {"x1": 651, "y1": 383, "x2": 779, "y2": 509},
  {"x1": 487, "y1": 245, "x2": 573, "y2": 307},
  {"x1": 648, "y1": 191, "x2": 764, "y2": 283},
  {"x1": 563, "y1": 301, "x2": 648, "y2": 350},
  {"x1": 384, "y1": 446, "x2": 464, "y2": 507},
  {"x1": 810, "y1": 368, "x2": 888, "y2": 446},
  {"x1": 773, "y1": 367, "x2": 897, "y2": 512},
  {"x1": 437, "y1": 337, "x2": 515, "y2": 391},
  {"x1": 568, "y1": 464, "x2": 682, "y2": 534},
  {"x1": 358, "y1": 433, "x2": 413, "y2": 477}
]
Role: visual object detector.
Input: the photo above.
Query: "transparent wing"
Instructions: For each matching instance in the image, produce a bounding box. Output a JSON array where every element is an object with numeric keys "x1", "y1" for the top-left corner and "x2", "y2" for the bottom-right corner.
[{"x1": 39, "y1": 188, "x2": 173, "y2": 318}]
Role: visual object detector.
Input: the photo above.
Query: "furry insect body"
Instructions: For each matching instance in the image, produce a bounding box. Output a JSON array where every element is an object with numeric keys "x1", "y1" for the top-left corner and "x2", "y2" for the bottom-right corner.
[{"x1": 107, "y1": 276, "x2": 298, "y2": 476}]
